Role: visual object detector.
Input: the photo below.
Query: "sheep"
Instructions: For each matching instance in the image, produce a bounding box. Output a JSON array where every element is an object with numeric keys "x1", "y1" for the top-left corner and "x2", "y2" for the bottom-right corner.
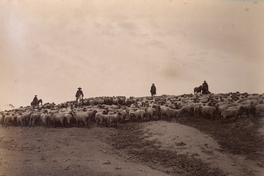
[
  {"x1": 71, "y1": 111, "x2": 90, "y2": 128},
  {"x1": 180, "y1": 105, "x2": 194, "y2": 116},
  {"x1": 50, "y1": 112, "x2": 66, "y2": 127},
  {"x1": 160, "y1": 106, "x2": 170, "y2": 121},
  {"x1": 0, "y1": 112, "x2": 4, "y2": 125},
  {"x1": 64, "y1": 112, "x2": 74, "y2": 127},
  {"x1": 29, "y1": 111, "x2": 41, "y2": 127},
  {"x1": 166, "y1": 108, "x2": 182, "y2": 122},
  {"x1": 118, "y1": 108, "x2": 129, "y2": 123},
  {"x1": 110, "y1": 104, "x2": 121, "y2": 109},
  {"x1": 221, "y1": 106, "x2": 244, "y2": 123},
  {"x1": 16, "y1": 111, "x2": 32, "y2": 126},
  {"x1": 128, "y1": 108, "x2": 138, "y2": 122},
  {"x1": 194, "y1": 105, "x2": 201, "y2": 117},
  {"x1": 255, "y1": 104, "x2": 264, "y2": 117},
  {"x1": 107, "y1": 112, "x2": 121, "y2": 127},
  {"x1": 145, "y1": 107, "x2": 157, "y2": 121},
  {"x1": 134, "y1": 109, "x2": 146, "y2": 122},
  {"x1": 239, "y1": 101, "x2": 256, "y2": 117},
  {"x1": 217, "y1": 103, "x2": 238, "y2": 117},
  {"x1": 95, "y1": 112, "x2": 109, "y2": 127},
  {"x1": 87, "y1": 109, "x2": 97, "y2": 121},
  {"x1": 40, "y1": 112, "x2": 52, "y2": 127},
  {"x1": 200, "y1": 106, "x2": 217, "y2": 120},
  {"x1": 17, "y1": 113, "x2": 24, "y2": 126},
  {"x1": 4, "y1": 113, "x2": 17, "y2": 126}
]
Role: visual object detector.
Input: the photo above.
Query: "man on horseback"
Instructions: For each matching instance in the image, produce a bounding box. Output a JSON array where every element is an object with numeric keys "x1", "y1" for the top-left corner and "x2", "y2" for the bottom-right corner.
[
  {"x1": 33, "y1": 95, "x2": 38, "y2": 103},
  {"x1": 31, "y1": 95, "x2": 42, "y2": 107},
  {"x1": 75, "y1": 87, "x2": 84, "y2": 106}
]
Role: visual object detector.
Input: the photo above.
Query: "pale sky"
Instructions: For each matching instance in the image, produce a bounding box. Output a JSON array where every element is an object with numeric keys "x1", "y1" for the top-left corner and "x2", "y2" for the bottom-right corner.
[{"x1": 1, "y1": 0, "x2": 264, "y2": 110}]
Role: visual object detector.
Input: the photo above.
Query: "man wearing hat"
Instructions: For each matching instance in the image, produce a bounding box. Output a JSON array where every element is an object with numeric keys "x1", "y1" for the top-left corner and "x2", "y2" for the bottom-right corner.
[
  {"x1": 75, "y1": 87, "x2": 84, "y2": 105},
  {"x1": 33, "y1": 95, "x2": 38, "y2": 103}
]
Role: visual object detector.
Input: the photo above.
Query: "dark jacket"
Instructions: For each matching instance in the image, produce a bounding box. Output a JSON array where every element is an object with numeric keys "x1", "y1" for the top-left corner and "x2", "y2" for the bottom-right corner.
[
  {"x1": 202, "y1": 82, "x2": 208, "y2": 90},
  {"x1": 75, "y1": 90, "x2": 84, "y2": 98},
  {"x1": 150, "y1": 85, "x2": 156, "y2": 95},
  {"x1": 33, "y1": 96, "x2": 38, "y2": 102}
]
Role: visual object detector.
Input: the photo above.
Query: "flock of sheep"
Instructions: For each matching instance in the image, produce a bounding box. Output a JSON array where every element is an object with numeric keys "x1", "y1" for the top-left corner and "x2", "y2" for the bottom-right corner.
[{"x1": 1, "y1": 92, "x2": 264, "y2": 128}]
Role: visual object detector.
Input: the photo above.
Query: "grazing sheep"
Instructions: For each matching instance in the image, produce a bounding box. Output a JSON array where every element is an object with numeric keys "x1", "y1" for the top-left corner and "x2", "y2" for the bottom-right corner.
[
  {"x1": 134, "y1": 109, "x2": 146, "y2": 122},
  {"x1": 200, "y1": 106, "x2": 217, "y2": 120},
  {"x1": 64, "y1": 112, "x2": 74, "y2": 127},
  {"x1": 194, "y1": 105, "x2": 201, "y2": 117},
  {"x1": 166, "y1": 108, "x2": 182, "y2": 122},
  {"x1": 145, "y1": 107, "x2": 157, "y2": 121},
  {"x1": 30, "y1": 111, "x2": 41, "y2": 127},
  {"x1": 40, "y1": 112, "x2": 52, "y2": 127},
  {"x1": 160, "y1": 106, "x2": 170, "y2": 121},
  {"x1": 118, "y1": 108, "x2": 129, "y2": 123},
  {"x1": 217, "y1": 103, "x2": 238, "y2": 117},
  {"x1": 16, "y1": 111, "x2": 32, "y2": 126},
  {"x1": 221, "y1": 106, "x2": 244, "y2": 123},
  {"x1": 128, "y1": 108, "x2": 138, "y2": 122},
  {"x1": 255, "y1": 104, "x2": 264, "y2": 117},
  {"x1": 239, "y1": 101, "x2": 257, "y2": 117},
  {"x1": 181, "y1": 105, "x2": 194, "y2": 116},
  {"x1": 0, "y1": 112, "x2": 4, "y2": 125},
  {"x1": 71, "y1": 111, "x2": 90, "y2": 128},
  {"x1": 95, "y1": 112, "x2": 109, "y2": 127},
  {"x1": 4, "y1": 113, "x2": 16, "y2": 126},
  {"x1": 50, "y1": 112, "x2": 66, "y2": 127},
  {"x1": 107, "y1": 112, "x2": 121, "y2": 127}
]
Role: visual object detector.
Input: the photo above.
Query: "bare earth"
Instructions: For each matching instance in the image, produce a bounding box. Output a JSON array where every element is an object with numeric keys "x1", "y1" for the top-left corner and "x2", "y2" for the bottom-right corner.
[{"x1": 0, "y1": 116, "x2": 263, "y2": 176}]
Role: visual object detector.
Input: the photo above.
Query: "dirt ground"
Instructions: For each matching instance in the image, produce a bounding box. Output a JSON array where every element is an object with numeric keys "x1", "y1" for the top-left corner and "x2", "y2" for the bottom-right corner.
[{"x1": 0, "y1": 116, "x2": 263, "y2": 176}]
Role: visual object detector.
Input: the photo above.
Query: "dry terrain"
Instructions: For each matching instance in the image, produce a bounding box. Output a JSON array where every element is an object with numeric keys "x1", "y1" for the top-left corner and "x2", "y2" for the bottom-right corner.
[{"x1": 0, "y1": 115, "x2": 263, "y2": 176}]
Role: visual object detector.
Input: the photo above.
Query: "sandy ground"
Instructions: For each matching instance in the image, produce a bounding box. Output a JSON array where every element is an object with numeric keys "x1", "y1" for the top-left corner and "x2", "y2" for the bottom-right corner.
[
  {"x1": 0, "y1": 117, "x2": 263, "y2": 176},
  {"x1": 142, "y1": 121, "x2": 264, "y2": 176},
  {"x1": 0, "y1": 126, "x2": 169, "y2": 176}
]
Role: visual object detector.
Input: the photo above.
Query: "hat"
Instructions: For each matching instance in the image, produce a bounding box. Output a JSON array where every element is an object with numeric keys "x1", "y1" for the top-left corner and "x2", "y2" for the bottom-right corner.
[
  {"x1": 35, "y1": 95, "x2": 37, "y2": 96},
  {"x1": 78, "y1": 87, "x2": 82, "y2": 89}
]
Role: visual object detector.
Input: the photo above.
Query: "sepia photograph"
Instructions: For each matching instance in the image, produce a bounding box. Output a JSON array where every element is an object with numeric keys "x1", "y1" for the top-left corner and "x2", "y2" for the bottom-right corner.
[{"x1": 0, "y1": 0, "x2": 264, "y2": 175}]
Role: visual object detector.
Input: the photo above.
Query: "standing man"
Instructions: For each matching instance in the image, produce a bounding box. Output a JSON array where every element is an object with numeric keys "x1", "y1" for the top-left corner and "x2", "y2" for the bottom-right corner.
[
  {"x1": 75, "y1": 87, "x2": 84, "y2": 105},
  {"x1": 150, "y1": 83, "x2": 156, "y2": 97},
  {"x1": 202, "y1": 81, "x2": 209, "y2": 94}
]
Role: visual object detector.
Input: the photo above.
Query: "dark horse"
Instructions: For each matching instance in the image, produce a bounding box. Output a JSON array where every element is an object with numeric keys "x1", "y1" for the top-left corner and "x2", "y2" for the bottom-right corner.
[
  {"x1": 194, "y1": 86, "x2": 202, "y2": 94},
  {"x1": 31, "y1": 99, "x2": 43, "y2": 107}
]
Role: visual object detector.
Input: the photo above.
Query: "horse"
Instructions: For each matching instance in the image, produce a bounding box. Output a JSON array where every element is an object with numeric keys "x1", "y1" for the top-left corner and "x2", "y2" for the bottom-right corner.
[
  {"x1": 194, "y1": 86, "x2": 202, "y2": 94},
  {"x1": 31, "y1": 99, "x2": 42, "y2": 107}
]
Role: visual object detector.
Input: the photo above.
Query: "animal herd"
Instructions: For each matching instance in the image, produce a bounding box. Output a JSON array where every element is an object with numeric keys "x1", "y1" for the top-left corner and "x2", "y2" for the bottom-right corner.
[{"x1": 1, "y1": 92, "x2": 264, "y2": 128}]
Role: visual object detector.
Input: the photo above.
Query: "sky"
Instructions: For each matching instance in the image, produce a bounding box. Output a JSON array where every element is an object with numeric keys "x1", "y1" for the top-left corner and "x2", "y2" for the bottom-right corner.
[{"x1": 1, "y1": 0, "x2": 264, "y2": 110}]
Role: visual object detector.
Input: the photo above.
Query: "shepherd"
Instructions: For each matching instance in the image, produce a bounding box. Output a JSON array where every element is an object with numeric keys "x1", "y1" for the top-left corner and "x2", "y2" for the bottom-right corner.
[
  {"x1": 150, "y1": 83, "x2": 156, "y2": 97},
  {"x1": 31, "y1": 95, "x2": 42, "y2": 107},
  {"x1": 202, "y1": 81, "x2": 209, "y2": 94},
  {"x1": 75, "y1": 87, "x2": 84, "y2": 107}
]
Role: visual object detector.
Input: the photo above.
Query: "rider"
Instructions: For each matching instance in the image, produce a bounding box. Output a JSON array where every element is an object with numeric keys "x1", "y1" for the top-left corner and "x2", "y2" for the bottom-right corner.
[
  {"x1": 75, "y1": 87, "x2": 84, "y2": 104},
  {"x1": 33, "y1": 95, "x2": 38, "y2": 103}
]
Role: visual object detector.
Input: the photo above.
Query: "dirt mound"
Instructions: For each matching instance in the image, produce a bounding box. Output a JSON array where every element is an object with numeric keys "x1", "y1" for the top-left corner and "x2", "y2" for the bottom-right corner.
[
  {"x1": 111, "y1": 122, "x2": 226, "y2": 176},
  {"x1": 111, "y1": 119, "x2": 264, "y2": 176}
]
